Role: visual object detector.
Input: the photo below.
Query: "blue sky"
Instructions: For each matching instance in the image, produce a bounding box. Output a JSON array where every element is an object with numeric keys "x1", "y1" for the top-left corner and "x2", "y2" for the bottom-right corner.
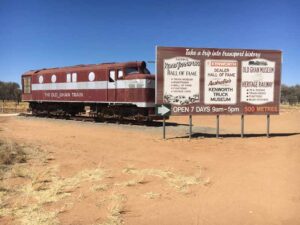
[{"x1": 0, "y1": 0, "x2": 299, "y2": 85}]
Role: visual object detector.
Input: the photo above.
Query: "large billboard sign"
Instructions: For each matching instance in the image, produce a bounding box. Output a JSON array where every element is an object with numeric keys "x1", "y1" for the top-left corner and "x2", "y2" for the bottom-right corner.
[{"x1": 156, "y1": 46, "x2": 282, "y2": 115}]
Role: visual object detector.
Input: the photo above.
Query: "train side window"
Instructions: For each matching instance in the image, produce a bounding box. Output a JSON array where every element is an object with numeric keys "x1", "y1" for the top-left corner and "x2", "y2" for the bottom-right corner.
[
  {"x1": 109, "y1": 70, "x2": 115, "y2": 82},
  {"x1": 66, "y1": 73, "x2": 71, "y2": 82},
  {"x1": 23, "y1": 77, "x2": 31, "y2": 94},
  {"x1": 51, "y1": 74, "x2": 57, "y2": 83},
  {"x1": 39, "y1": 75, "x2": 44, "y2": 84},
  {"x1": 72, "y1": 73, "x2": 77, "y2": 82},
  {"x1": 89, "y1": 72, "x2": 95, "y2": 81},
  {"x1": 117, "y1": 70, "x2": 123, "y2": 79}
]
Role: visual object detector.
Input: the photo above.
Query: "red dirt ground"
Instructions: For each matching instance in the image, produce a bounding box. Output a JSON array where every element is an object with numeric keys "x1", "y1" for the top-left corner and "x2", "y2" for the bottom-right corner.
[{"x1": 0, "y1": 106, "x2": 299, "y2": 225}]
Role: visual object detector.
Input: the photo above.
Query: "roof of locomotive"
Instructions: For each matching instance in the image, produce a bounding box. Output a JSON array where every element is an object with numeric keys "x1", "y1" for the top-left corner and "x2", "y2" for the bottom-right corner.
[{"x1": 22, "y1": 61, "x2": 147, "y2": 76}]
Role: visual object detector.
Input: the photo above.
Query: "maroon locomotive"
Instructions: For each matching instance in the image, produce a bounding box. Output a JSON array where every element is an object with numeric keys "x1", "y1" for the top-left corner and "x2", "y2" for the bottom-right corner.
[{"x1": 21, "y1": 61, "x2": 159, "y2": 120}]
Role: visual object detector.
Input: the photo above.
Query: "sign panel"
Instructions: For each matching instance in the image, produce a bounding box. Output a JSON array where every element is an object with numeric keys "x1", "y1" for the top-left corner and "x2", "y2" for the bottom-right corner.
[
  {"x1": 204, "y1": 60, "x2": 237, "y2": 105},
  {"x1": 241, "y1": 58, "x2": 275, "y2": 105},
  {"x1": 156, "y1": 46, "x2": 281, "y2": 115},
  {"x1": 163, "y1": 57, "x2": 200, "y2": 105}
]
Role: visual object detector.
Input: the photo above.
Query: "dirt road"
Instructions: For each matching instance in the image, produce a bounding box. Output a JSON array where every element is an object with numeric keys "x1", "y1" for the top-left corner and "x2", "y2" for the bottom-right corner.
[{"x1": 1, "y1": 107, "x2": 300, "y2": 225}]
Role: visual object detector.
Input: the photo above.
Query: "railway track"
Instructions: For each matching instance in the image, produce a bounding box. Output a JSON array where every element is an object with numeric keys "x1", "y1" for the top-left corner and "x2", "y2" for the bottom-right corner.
[{"x1": 19, "y1": 113, "x2": 165, "y2": 127}]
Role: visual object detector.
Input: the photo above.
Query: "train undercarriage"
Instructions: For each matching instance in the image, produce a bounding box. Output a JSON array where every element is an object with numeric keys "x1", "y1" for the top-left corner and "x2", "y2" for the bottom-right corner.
[{"x1": 29, "y1": 102, "x2": 159, "y2": 121}]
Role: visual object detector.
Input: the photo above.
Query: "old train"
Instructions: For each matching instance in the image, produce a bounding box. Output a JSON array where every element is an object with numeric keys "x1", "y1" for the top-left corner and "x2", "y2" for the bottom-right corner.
[{"x1": 21, "y1": 61, "x2": 160, "y2": 120}]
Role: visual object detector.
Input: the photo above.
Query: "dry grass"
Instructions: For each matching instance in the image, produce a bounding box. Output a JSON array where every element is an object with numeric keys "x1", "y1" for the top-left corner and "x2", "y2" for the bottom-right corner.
[
  {"x1": 0, "y1": 185, "x2": 10, "y2": 212},
  {"x1": 0, "y1": 140, "x2": 29, "y2": 222},
  {"x1": 91, "y1": 183, "x2": 109, "y2": 192},
  {"x1": 115, "y1": 175, "x2": 146, "y2": 187},
  {"x1": 0, "y1": 141, "x2": 65, "y2": 225},
  {"x1": 0, "y1": 142, "x2": 53, "y2": 179},
  {"x1": 10, "y1": 204, "x2": 60, "y2": 225},
  {"x1": 0, "y1": 139, "x2": 26, "y2": 166},
  {"x1": 99, "y1": 194, "x2": 127, "y2": 225},
  {"x1": 0, "y1": 139, "x2": 210, "y2": 224},
  {"x1": 281, "y1": 103, "x2": 300, "y2": 108},
  {"x1": 280, "y1": 104, "x2": 300, "y2": 113},
  {"x1": 1, "y1": 166, "x2": 106, "y2": 225},
  {"x1": 10, "y1": 164, "x2": 30, "y2": 178},
  {"x1": 143, "y1": 192, "x2": 161, "y2": 199},
  {"x1": 123, "y1": 166, "x2": 208, "y2": 192},
  {"x1": 20, "y1": 167, "x2": 106, "y2": 205},
  {"x1": 0, "y1": 138, "x2": 113, "y2": 225},
  {"x1": 0, "y1": 140, "x2": 23, "y2": 219},
  {"x1": 0, "y1": 101, "x2": 29, "y2": 113}
]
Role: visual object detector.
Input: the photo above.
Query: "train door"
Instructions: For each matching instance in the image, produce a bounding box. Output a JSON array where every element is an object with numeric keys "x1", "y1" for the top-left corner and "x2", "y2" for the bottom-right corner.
[
  {"x1": 23, "y1": 76, "x2": 32, "y2": 94},
  {"x1": 116, "y1": 69, "x2": 124, "y2": 101},
  {"x1": 107, "y1": 69, "x2": 116, "y2": 102}
]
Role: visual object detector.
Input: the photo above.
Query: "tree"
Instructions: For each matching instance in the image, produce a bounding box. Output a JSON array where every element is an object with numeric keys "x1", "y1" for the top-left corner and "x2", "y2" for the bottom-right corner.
[
  {"x1": 281, "y1": 84, "x2": 300, "y2": 105},
  {"x1": 0, "y1": 81, "x2": 22, "y2": 102}
]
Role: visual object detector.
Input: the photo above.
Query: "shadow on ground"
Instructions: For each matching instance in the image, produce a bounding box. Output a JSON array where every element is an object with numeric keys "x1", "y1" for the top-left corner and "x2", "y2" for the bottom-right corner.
[
  {"x1": 19, "y1": 114, "x2": 188, "y2": 127},
  {"x1": 168, "y1": 132, "x2": 300, "y2": 139}
]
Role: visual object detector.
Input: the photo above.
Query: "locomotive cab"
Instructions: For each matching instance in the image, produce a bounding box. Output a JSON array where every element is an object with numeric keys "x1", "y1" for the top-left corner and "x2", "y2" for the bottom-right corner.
[
  {"x1": 105, "y1": 61, "x2": 155, "y2": 104},
  {"x1": 125, "y1": 61, "x2": 151, "y2": 76}
]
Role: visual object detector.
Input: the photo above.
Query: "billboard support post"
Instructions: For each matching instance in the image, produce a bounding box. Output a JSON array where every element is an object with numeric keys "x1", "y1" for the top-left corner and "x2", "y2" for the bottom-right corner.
[
  {"x1": 163, "y1": 116, "x2": 166, "y2": 140},
  {"x1": 189, "y1": 115, "x2": 192, "y2": 139},
  {"x1": 241, "y1": 114, "x2": 244, "y2": 138},
  {"x1": 155, "y1": 105, "x2": 171, "y2": 140},
  {"x1": 216, "y1": 115, "x2": 220, "y2": 138},
  {"x1": 267, "y1": 114, "x2": 270, "y2": 138}
]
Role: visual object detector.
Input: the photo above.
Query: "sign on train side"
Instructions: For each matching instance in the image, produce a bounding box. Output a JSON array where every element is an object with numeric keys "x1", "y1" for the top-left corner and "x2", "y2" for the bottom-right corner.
[{"x1": 155, "y1": 46, "x2": 282, "y2": 115}]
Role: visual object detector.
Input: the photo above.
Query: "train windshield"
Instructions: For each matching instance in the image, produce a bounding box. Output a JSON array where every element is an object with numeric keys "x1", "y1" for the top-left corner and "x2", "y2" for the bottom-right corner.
[
  {"x1": 125, "y1": 66, "x2": 151, "y2": 75},
  {"x1": 142, "y1": 67, "x2": 150, "y2": 74}
]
